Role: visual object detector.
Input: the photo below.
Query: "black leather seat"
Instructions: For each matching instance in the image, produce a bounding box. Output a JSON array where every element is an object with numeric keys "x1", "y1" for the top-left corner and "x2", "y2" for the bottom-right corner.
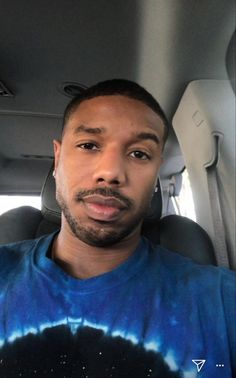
[{"x1": 0, "y1": 166, "x2": 216, "y2": 266}]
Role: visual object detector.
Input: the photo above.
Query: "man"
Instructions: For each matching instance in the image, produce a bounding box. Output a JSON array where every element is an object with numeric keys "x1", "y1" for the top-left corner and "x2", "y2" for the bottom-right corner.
[{"x1": 0, "y1": 79, "x2": 235, "y2": 378}]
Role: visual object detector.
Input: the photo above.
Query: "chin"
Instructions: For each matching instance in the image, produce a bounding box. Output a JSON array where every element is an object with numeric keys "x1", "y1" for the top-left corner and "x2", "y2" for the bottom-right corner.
[
  {"x1": 74, "y1": 226, "x2": 131, "y2": 247},
  {"x1": 68, "y1": 217, "x2": 139, "y2": 247}
]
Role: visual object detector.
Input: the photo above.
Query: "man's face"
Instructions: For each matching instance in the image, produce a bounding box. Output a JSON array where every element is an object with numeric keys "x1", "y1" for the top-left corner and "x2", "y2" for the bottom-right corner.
[{"x1": 53, "y1": 95, "x2": 165, "y2": 247}]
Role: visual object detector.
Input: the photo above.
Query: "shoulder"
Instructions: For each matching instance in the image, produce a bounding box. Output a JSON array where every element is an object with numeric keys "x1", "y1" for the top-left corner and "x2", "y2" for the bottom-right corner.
[
  {"x1": 0, "y1": 238, "x2": 35, "y2": 290},
  {"x1": 146, "y1": 241, "x2": 236, "y2": 333},
  {"x1": 0, "y1": 238, "x2": 36, "y2": 264},
  {"x1": 0, "y1": 233, "x2": 55, "y2": 278},
  {"x1": 147, "y1": 240, "x2": 236, "y2": 292}
]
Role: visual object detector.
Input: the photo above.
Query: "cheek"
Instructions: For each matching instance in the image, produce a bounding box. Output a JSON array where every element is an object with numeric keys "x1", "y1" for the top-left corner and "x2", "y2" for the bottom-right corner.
[
  {"x1": 57, "y1": 151, "x2": 93, "y2": 186},
  {"x1": 132, "y1": 166, "x2": 157, "y2": 192},
  {"x1": 141, "y1": 183, "x2": 156, "y2": 203},
  {"x1": 132, "y1": 176, "x2": 157, "y2": 208}
]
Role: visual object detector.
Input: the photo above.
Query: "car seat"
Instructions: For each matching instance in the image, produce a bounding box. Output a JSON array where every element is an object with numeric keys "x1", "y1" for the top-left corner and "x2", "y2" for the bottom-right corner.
[{"x1": 0, "y1": 165, "x2": 216, "y2": 266}]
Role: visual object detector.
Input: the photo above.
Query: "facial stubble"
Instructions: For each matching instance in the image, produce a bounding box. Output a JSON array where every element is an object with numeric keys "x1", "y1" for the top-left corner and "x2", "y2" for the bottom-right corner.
[{"x1": 56, "y1": 187, "x2": 152, "y2": 247}]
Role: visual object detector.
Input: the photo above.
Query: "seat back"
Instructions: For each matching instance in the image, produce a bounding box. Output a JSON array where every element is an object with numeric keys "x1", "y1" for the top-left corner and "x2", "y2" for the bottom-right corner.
[
  {"x1": 0, "y1": 167, "x2": 60, "y2": 244},
  {"x1": 0, "y1": 166, "x2": 216, "y2": 266}
]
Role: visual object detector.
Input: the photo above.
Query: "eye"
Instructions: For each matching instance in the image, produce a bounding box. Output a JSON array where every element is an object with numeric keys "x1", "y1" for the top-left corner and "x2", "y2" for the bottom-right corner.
[
  {"x1": 130, "y1": 150, "x2": 150, "y2": 160},
  {"x1": 77, "y1": 142, "x2": 98, "y2": 150}
]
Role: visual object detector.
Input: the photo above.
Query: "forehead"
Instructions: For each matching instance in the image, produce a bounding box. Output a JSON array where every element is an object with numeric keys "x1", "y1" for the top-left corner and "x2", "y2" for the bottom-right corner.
[{"x1": 65, "y1": 95, "x2": 165, "y2": 138}]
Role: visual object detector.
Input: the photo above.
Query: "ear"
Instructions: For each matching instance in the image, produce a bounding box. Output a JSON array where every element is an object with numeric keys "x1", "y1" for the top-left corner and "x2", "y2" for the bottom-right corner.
[{"x1": 53, "y1": 140, "x2": 62, "y2": 173}]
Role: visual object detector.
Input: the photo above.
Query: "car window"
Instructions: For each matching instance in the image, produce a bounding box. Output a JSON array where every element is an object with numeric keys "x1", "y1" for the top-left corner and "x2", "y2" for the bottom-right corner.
[
  {"x1": 0, "y1": 195, "x2": 41, "y2": 215},
  {"x1": 173, "y1": 169, "x2": 196, "y2": 221}
]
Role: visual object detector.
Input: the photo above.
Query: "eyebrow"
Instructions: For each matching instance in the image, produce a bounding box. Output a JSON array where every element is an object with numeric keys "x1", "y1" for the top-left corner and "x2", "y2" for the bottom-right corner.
[
  {"x1": 73, "y1": 125, "x2": 160, "y2": 145},
  {"x1": 135, "y1": 132, "x2": 160, "y2": 146},
  {"x1": 73, "y1": 124, "x2": 104, "y2": 135}
]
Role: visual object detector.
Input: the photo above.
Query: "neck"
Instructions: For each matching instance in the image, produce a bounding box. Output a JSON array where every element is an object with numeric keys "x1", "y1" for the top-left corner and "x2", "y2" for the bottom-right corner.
[{"x1": 51, "y1": 220, "x2": 141, "y2": 279}]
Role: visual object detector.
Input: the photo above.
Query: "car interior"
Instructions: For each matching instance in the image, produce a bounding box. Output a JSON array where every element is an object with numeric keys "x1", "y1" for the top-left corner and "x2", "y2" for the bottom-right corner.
[{"x1": 0, "y1": 0, "x2": 235, "y2": 270}]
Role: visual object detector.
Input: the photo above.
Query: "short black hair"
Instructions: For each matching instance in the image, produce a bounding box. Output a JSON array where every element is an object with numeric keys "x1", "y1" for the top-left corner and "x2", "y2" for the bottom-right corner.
[{"x1": 62, "y1": 79, "x2": 169, "y2": 144}]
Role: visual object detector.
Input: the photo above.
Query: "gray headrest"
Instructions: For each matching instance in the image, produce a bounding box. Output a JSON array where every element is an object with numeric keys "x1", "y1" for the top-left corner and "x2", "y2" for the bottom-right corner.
[{"x1": 41, "y1": 165, "x2": 61, "y2": 224}]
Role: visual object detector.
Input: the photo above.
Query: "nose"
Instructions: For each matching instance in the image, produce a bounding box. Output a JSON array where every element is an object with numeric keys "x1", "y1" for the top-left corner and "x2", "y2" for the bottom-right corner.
[{"x1": 93, "y1": 147, "x2": 127, "y2": 187}]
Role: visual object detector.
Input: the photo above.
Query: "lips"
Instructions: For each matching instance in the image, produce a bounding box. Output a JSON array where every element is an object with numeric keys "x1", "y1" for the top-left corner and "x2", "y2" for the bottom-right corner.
[{"x1": 82, "y1": 195, "x2": 127, "y2": 221}]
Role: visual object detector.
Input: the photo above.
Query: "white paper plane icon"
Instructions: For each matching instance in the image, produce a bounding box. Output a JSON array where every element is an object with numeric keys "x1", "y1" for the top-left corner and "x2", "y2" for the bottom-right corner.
[{"x1": 192, "y1": 359, "x2": 206, "y2": 372}]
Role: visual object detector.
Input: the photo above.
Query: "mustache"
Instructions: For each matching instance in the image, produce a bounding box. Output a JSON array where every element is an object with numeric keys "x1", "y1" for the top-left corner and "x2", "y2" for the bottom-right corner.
[{"x1": 74, "y1": 187, "x2": 133, "y2": 209}]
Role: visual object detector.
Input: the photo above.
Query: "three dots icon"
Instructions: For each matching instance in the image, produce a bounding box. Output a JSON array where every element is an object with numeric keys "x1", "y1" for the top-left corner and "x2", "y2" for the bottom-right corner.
[{"x1": 216, "y1": 364, "x2": 224, "y2": 368}]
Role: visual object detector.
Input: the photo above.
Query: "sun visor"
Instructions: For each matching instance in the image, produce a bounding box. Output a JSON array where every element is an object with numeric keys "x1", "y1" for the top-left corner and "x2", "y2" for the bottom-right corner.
[
  {"x1": 173, "y1": 80, "x2": 235, "y2": 167},
  {"x1": 172, "y1": 80, "x2": 235, "y2": 265}
]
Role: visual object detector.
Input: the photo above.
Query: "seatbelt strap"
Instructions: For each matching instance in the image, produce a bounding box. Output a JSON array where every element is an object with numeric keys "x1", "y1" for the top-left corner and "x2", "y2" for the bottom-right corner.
[{"x1": 206, "y1": 165, "x2": 229, "y2": 267}]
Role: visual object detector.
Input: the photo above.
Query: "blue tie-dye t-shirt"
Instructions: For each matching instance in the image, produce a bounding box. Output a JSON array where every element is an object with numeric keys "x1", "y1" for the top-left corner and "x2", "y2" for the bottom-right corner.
[{"x1": 0, "y1": 232, "x2": 235, "y2": 378}]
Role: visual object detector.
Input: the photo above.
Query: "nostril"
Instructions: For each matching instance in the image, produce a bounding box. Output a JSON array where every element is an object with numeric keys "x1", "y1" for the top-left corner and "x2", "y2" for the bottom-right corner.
[
  {"x1": 112, "y1": 179, "x2": 120, "y2": 185},
  {"x1": 97, "y1": 177, "x2": 120, "y2": 185}
]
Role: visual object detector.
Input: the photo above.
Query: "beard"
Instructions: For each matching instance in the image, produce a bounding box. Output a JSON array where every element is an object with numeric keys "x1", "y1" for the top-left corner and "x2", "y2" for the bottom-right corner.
[{"x1": 56, "y1": 187, "x2": 152, "y2": 247}]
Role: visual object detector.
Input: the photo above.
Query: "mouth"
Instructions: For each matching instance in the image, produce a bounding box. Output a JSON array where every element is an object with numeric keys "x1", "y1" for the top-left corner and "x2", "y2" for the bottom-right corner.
[{"x1": 81, "y1": 195, "x2": 127, "y2": 222}]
